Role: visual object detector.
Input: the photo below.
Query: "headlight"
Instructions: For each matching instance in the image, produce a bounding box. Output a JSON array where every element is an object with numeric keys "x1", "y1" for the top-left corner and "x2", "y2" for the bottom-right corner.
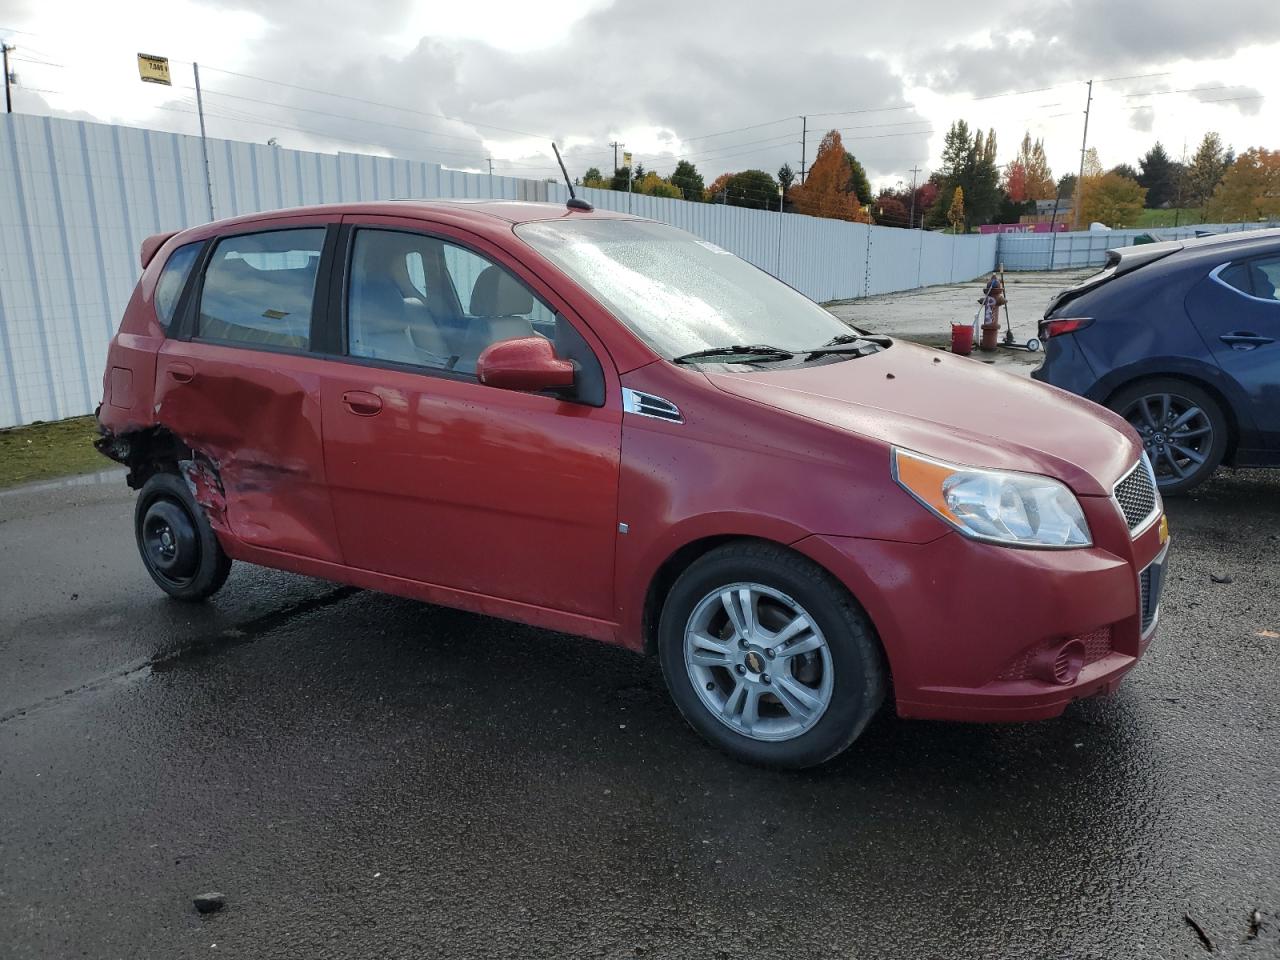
[{"x1": 892, "y1": 448, "x2": 1092, "y2": 548}]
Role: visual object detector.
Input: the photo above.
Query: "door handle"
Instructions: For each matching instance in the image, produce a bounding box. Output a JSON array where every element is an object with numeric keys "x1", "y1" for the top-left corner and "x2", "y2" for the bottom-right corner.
[
  {"x1": 168, "y1": 362, "x2": 195, "y2": 383},
  {"x1": 1220, "y1": 332, "x2": 1275, "y2": 351},
  {"x1": 342, "y1": 390, "x2": 383, "y2": 416}
]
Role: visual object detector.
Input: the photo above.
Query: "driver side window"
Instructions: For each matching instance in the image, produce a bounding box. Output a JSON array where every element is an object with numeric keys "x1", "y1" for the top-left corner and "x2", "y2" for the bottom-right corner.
[{"x1": 347, "y1": 229, "x2": 561, "y2": 376}]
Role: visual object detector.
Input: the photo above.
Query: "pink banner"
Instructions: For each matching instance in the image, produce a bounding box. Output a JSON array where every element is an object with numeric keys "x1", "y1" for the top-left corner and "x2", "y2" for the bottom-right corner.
[{"x1": 979, "y1": 222, "x2": 1070, "y2": 235}]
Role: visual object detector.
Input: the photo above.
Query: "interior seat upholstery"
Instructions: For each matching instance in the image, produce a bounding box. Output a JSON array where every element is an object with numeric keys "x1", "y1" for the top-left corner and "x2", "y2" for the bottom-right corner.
[
  {"x1": 350, "y1": 233, "x2": 453, "y2": 366},
  {"x1": 453, "y1": 264, "x2": 537, "y2": 373}
]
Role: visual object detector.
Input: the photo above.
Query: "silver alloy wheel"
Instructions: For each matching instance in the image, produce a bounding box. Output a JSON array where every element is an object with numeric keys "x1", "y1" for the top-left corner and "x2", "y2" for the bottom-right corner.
[
  {"x1": 683, "y1": 582, "x2": 834, "y2": 742},
  {"x1": 1121, "y1": 392, "x2": 1214, "y2": 485}
]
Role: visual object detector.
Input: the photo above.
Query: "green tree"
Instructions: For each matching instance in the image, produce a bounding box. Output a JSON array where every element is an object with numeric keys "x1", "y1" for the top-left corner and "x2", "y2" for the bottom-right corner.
[
  {"x1": 1109, "y1": 163, "x2": 1140, "y2": 181},
  {"x1": 845, "y1": 154, "x2": 872, "y2": 204},
  {"x1": 947, "y1": 186, "x2": 965, "y2": 232},
  {"x1": 1138, "y1": 142, "x2": 1178, "y2": 208},
  {"x1": 724, "y1": 169, "x2": 780, "y2": 209},
  {"x1": 1187, "y1": 132, "x2": 1228, "y2": 208},
  {"x1": 926, "y1": 121, "x2": 1000, "y2": 229},
  {"x1": 777, "y1": 162, "x2": 796, "y2": 195},
  {"x1": 669, "y1": 160, "x2": 705, "y2": 201},
  {"x1": 610, "y1": 166, "x2": 631, "y2": 191},
  {"x1": 582, "y1": 166, "x2": 608, "y2": 189}
]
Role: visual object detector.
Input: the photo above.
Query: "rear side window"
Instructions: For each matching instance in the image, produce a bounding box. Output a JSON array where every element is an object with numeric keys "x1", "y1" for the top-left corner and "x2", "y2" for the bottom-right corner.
[
  {"x1": 1219, "y1": 256, "x2": 1280, "y2": 302},
  {"x1": 154, "y1": 242, "x2": 201, "y2": 329},
  {"x1": 198, "y1": 229, "x2": 325, "y2": 349}
]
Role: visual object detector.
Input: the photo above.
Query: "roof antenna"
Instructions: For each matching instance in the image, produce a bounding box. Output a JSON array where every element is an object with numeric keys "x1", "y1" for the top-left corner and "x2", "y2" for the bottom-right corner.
[{"x1": 552, "y1": 142, "x2": 593, "y2": 211}]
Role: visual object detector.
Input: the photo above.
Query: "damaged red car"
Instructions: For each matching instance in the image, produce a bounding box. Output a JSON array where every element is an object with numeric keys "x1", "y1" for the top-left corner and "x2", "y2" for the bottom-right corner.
[{"x1": 97, "y1": 199, "x2": 1169, "y2": 768}]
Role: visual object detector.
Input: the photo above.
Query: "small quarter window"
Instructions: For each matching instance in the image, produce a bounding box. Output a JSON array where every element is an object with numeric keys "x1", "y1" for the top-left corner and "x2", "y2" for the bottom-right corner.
[
  {"x1": 154, "y1": 242, "x2": 201, "y2": 329},
  {"x1": 198, "y1": 229, "x2": 325, "y2": 350},
  {"x1": 1219, "y1": 256, "x2": 1280, "y2": 302}
]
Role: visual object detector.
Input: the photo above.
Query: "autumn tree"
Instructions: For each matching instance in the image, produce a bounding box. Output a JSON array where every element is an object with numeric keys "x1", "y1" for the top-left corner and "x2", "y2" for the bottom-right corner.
[
  {"x1": 947, "y1": 186, "x2": 965, "y2": 232},
  {"x1": 705, "y1": 172, "x2": 732, "y2": 202},
  {"x1": 873, "y1": 192, "x2": 910, "y2": 227},
  {"x1": 1187, "y1": 132, "x2": 1229, "y2": 208},
  {"x1": 788, "y1": 130, "x2": 871, "y2": 221},
  {"x1": 582, "y1": 166, "x2": 609, "y2": 189},
  {"x1": 1205, "y1": 148, "x2": 1280, "y2": 222},
  {"x1": 635, "y1": 171, "x2": 682, "y2": 199},
  {"x1": 1005, "y1": 132, "x2": 1055, "y2": 202},
  {"x1": 670, "y1": 160, "x2": 704, "y2": 201},
  {"x1": 1072, "y1": 147, "x2": 1103, "y2": 226},
  {"x1": 1078, "y1": 172, "x2": 1147, "y2": 227}
]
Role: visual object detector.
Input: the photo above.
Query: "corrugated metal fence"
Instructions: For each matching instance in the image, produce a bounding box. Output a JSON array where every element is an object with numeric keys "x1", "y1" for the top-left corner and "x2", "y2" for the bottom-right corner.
[
  {"x1": 998, "y1": 222, "x2": 1278, "y2": 271},
  {"x1": 0, "y1": 112, "x2": 997, "y2": 428}
]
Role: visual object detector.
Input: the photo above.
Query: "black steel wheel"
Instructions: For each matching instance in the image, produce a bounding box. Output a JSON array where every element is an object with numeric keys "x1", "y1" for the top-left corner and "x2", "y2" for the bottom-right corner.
[
  {"x1": 1109, "y1": 378, "x2": 1227, "y2": 495},
  {"x1": 134, "y1": 472, "x2": 232, "y2": 601}
]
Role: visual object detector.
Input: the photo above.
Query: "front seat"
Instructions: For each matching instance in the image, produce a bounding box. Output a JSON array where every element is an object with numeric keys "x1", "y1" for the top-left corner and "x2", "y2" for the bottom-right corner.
[
  {"x1": 350, "y1": 233, "x2": 453, "y2": 365},
  {"x1": 455, "y1": 265, "x2": 537, "y2": 373}
]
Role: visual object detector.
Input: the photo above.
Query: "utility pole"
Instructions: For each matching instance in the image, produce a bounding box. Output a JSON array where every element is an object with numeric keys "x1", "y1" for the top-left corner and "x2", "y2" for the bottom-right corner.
[
  {"x1": 486, "y1": 157, "x2": 493, "y2": 176},
  {"x1": 1074, "y1": 79, "x2": 1093, "y2": 229},
  {"x1": 609, "y1": 140, "x2": 622, "y2": 174},
  {"x1": 2, "y1": 42, "x2": 14, "y2": 114},
  {"x1": 799, "y1": 116, "x2": 807, "y2": 184},
  {"x1": 193, "y1": 62, "x2": 215, "y2": 220},
  {"x1": 908, "y1": 165, "x2": 922, "y2": 228}
]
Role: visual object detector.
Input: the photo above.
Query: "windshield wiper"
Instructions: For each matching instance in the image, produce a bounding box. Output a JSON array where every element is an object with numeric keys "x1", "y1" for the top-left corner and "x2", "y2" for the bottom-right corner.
[
  {"x1": 672, "y1": 344, "x2": 795, "y2": 364},
  {"x1": 802, "y1": 332, "x2": 891, "y2": 361}
]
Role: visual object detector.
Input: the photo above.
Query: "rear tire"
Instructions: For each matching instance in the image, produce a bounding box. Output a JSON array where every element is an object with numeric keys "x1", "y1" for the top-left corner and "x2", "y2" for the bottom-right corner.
[
  {"x1": 658, "y1": 541, "x2": 885, "y2": 769},
  {"x1": 134, "y1": 472, "x2": 232, "y2": 601},
  {"x1": 1108, "y1": 378, "x2": 1227, "y2": 495}
]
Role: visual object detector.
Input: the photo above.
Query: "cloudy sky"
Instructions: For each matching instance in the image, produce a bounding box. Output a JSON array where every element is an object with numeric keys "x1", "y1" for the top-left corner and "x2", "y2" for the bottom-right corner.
[{"x1": 2, "y1": 0, "x2": 1278, "y2": 198}]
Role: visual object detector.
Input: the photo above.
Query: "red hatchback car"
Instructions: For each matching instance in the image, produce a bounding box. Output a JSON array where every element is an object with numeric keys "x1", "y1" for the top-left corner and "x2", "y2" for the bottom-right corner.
[{"x1": 97, "y1": 200, "x2": 1169, "y2": 768}]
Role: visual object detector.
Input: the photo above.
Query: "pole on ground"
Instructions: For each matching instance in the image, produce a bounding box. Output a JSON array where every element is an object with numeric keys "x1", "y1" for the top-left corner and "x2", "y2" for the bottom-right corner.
[
  {"x1": 193, "y1": 62, "x2": 215, "y2": 220},
  {"x1": 2, "y1": 42, "x2": 13, "y2": 114},
  {"x1": 1074, "y1": 79, "x2": 1093, "y2": 229},
  {"x1": 908, "y1": 165, "x2": 921, "y2": 228},
  {"x1": 799, "y1": 115, "x2": 807, "y2": 184}
]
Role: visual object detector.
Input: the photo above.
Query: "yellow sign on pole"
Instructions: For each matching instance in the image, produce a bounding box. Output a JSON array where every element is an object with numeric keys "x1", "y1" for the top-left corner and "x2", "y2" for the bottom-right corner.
[
  {"x1": 137, "y1": 53, "x2": 171, "y2": 86},
  {"x1": 622, "y1": 151, "x2": 632, "y2": 168}
]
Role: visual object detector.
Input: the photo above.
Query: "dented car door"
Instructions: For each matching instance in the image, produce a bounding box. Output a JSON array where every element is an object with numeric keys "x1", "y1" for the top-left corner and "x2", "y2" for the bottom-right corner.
[{"x1": 155, "y1": 219, "x2": 343, "y2": 562}]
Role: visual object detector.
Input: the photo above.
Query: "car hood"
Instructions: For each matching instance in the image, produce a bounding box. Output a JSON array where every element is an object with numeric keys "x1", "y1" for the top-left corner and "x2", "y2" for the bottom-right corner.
[{"x1": 704, "y1": 341, "x2": 1140, "y2": 497}]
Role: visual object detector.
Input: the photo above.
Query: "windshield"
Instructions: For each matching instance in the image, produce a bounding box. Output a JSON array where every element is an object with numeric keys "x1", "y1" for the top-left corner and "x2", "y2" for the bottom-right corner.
[{"x1": 515, "y1": 219, "x2": 854, "y2": 360}]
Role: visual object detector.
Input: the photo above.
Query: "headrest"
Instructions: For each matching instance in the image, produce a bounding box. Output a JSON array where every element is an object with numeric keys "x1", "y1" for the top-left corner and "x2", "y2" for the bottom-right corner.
[{"x1": 470, "y1": 264, "x2": 533, "y2": 317}]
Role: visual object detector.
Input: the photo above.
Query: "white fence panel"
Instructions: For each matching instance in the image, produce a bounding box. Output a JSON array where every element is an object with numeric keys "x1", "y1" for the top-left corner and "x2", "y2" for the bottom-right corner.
[
  {"x1": 998, "y1": 222, "x2": 1278, "y2": 271},
  {"x1": 0, "y1": 113, "x2": 998, "y2": 428}
]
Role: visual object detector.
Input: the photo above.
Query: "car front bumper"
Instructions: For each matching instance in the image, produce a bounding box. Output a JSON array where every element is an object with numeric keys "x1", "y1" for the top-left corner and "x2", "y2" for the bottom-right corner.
[{"x1": 793, "y1": 505, "x2": 1167, "y2": 723}]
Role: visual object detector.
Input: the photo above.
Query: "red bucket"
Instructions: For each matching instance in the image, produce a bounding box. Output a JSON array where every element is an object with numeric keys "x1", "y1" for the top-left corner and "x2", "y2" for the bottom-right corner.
[{"x1": 950, "y1": 323, "x2": 974, "y2": 356}]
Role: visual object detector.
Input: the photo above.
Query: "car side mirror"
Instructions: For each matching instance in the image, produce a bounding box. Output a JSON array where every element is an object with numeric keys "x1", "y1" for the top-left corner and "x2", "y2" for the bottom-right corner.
[{"x1": 476, "y1": 336, "x2": 576, "y2": 394}]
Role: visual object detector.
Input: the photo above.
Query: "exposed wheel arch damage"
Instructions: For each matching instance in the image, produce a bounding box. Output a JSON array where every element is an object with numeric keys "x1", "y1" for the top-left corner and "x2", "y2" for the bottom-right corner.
[{"x1": 95, "y1": 424, "x2": 229, "y2": 533}]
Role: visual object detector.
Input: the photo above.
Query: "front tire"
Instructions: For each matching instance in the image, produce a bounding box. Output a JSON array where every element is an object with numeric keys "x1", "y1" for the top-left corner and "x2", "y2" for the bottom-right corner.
[
  {"x1": 658, "y1": 542, "x2": 885, "y2": 769},
  {"x1": 134, "y1": 472, "x2": 232, "y2": 601},
  {"x1": 1108, "y1": 378, "x2": 1227, "y2": 495}
]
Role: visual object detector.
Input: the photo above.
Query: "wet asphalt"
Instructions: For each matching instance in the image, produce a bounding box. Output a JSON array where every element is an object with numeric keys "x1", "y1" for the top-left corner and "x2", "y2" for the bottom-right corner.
[{"x1": 1, "y1": 467, "x2": 1278, "y2": 959}]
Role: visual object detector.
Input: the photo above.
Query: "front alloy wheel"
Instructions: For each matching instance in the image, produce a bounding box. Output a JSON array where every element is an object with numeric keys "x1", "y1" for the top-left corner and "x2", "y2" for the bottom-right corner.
[
  {"x1": 658, "y1": 542, "x2": 885, "y2": 769},
  {"x1": 1111, "y1": 378, "x2": 1227, "y2": 495},
  {"x1": 684, "y1": 583, "x2": 834, "y2": 742}
]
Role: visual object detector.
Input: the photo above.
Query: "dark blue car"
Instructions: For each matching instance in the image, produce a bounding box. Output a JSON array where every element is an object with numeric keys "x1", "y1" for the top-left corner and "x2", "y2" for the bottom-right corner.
[{"x1": 1033, "y1": 228, "x2": 1280, "y2": 493}]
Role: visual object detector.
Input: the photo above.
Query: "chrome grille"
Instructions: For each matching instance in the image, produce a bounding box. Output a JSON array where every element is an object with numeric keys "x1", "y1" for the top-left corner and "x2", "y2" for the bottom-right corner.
[{"x1": 1114, "y1": 458, "x2": 1158, "y2": 532}]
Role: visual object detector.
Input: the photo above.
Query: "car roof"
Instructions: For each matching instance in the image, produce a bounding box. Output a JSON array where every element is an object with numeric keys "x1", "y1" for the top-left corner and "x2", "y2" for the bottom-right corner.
[
  {"x1": 199, "y1": 199, "x2": 638, "y2": 233},
  {"x1": 1107, "y1": 226, "x2": 1280, "y2": 275}
]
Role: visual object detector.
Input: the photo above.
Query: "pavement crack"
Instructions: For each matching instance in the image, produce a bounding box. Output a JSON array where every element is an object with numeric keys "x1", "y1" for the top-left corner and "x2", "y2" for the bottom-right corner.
[{"x1": 0, "y1": 586, "x2": 360, "y2": 725}]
